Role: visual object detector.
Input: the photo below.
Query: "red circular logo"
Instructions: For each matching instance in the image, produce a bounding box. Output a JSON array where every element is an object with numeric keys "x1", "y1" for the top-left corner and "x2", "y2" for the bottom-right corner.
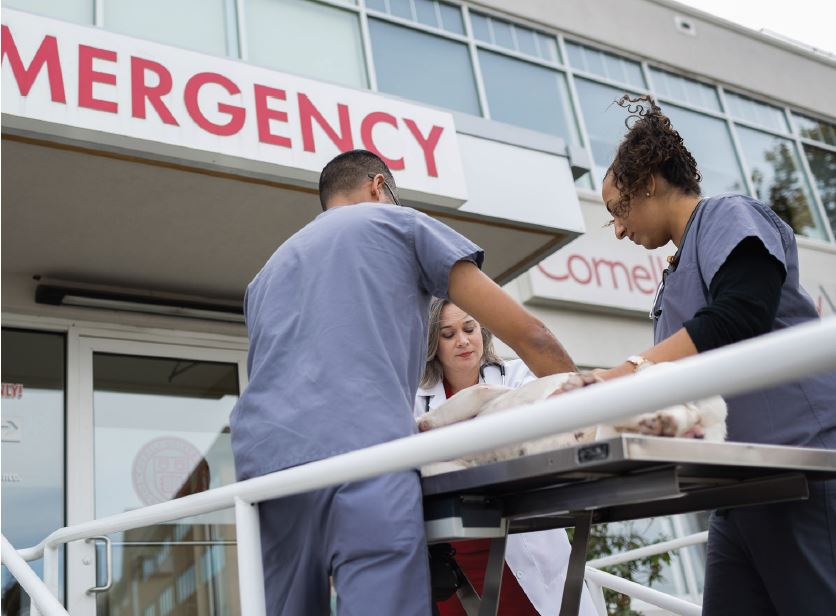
[{"x1": 132, "y1": 437, "x2": 208, "y2": 505}]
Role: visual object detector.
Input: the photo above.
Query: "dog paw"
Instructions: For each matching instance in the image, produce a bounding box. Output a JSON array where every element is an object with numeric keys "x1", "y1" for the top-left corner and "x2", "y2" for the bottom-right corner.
[{"x1": 621, "y1": 410, "x2": 680, "y2": 437}]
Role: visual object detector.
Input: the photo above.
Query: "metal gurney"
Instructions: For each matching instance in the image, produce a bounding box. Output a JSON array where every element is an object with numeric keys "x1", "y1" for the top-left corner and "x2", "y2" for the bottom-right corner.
[{"x1": 421, "y1": 434, "x2": 836, "y2": 616}]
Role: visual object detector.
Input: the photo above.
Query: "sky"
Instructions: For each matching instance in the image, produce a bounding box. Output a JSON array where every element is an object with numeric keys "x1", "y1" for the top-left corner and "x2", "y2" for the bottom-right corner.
[{"x1": 674, "y1": 0, "x2": 836, "y2": 56}]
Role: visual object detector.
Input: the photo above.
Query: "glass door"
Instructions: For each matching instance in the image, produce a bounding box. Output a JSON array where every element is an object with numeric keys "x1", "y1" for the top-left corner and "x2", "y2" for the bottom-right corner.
[
  {"x1": 68, "y1": 337, "x2": 247, "y2": 616},
  {"x1": 1, "y1": 328, "x2": 67, "y2": 615}
]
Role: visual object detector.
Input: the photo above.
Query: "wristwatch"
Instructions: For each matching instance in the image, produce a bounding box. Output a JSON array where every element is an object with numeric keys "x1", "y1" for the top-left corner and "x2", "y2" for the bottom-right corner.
[{"x1": 626, "y1": 355, "x2": 652, "y2": 372}]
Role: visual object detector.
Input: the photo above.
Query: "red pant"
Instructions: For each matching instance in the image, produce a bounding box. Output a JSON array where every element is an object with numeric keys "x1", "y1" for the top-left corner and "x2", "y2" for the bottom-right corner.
[{"x1": 437, "y1": 539, "x2": 539, "y2": 616}]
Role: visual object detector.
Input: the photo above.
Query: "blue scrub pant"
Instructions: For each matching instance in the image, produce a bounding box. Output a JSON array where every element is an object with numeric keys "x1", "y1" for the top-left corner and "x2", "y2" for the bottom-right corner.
[
  {"x1": 702, "y1": 479, "x2": 836, "y2": 615},
  {"x1": 258, "y1": 470, "x2": 432, "y2": 616}
]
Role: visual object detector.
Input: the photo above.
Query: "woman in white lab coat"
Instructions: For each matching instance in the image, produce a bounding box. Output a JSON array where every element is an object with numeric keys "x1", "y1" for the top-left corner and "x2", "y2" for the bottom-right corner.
[{"x1": 415, "y1": 298, "x2": 597, "y2": 616}]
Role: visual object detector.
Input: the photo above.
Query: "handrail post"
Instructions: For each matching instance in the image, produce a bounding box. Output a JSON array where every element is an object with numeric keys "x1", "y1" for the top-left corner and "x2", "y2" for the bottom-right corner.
[
  {"x1": 584, "y1": 578, "x2": 608, "y2": 616},
  {"x1": 31, "y1": 543, "x2": 61, "y2": 616},
  {"x1": 43, "y1": 543, "x2": 60, "y2": 598},
  {"x1": 234, "y1": 496, "x2": 267, "y2": 616}
]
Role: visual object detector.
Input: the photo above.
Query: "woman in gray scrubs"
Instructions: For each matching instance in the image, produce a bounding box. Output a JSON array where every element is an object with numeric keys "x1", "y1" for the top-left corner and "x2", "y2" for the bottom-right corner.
[{"x1": 566, "y1": 95, "x2": 836, "y2": 615}]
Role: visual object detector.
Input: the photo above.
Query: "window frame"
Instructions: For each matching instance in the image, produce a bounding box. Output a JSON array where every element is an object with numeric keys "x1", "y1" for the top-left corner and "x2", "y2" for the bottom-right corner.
[{"x1": 24, "y1": 0, "x2": 836, "y2": 242}]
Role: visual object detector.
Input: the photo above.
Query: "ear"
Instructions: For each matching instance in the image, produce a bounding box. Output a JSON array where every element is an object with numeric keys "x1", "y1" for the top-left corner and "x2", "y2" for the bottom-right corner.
[
  {"x1": 647, "y1": 174, "x2": 657, "y2": 198},
  {"x1": 369, "y1": 173, "x2": 385, "y2": 203}
]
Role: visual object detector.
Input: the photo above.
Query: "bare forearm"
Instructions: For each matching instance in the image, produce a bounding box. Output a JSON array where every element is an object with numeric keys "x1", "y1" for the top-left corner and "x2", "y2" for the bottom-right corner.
[
  {"x1": 516, "y1": 323, "x2": 576, "y2": 376},
  {"x1": 600, "y1": 327, "x2": 698, "y2": 379},
  {"x1": 448, "y1": 261, "x2": 576, "y2": 376}
]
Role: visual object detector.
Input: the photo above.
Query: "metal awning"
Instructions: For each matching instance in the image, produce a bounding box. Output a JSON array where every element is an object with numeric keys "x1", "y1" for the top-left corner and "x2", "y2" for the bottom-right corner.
[{"x1": 1, "y1": 134, "x2": 579, "y2": 311}]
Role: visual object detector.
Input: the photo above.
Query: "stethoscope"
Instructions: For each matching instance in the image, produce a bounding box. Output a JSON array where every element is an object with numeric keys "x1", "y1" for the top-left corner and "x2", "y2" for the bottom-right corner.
[{"x1": 422, "y1": 361, "x2": 506, "y2": 413}]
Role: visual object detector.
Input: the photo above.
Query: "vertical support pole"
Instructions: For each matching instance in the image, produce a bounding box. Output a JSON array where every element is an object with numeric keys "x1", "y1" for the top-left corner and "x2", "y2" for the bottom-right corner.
[
  {"x1": 30, "y1": 543, "x2": 60, "y2": 616},
  {"x1": 235, "y1": 497, "x2": 267, "y2": 616},
  {"x1": 560, "y1": 512, "x2": 593, "y2": 616},
  {"x1": 584, "y1": 576, "x2": 608, "y2": 616},
  {"x1": 43, "y1": 543, "x2": 60, "y2": 598},
  {"x1": 477, "y1": 537, "x2": 507, "y2": 616}
]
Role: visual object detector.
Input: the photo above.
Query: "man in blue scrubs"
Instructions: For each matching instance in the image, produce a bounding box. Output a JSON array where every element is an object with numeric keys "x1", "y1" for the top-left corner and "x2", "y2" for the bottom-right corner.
[{"x1": 231, "y1": 150, "x2": 576, "y2": 615}]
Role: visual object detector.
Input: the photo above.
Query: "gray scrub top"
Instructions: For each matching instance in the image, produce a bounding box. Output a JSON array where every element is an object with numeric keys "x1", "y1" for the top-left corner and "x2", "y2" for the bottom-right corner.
[
  {"x1": 653, "y1": 193, "x2": 836, "y2": 449},
  {"x1": 231, "y1": 203, "x2": 484, "y2": 480}
]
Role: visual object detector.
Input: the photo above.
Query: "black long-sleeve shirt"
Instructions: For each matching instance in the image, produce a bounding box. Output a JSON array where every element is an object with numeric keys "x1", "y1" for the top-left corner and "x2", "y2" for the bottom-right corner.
[{"x1": 683, "y1": 237, "x2": 786, "y2": 352}]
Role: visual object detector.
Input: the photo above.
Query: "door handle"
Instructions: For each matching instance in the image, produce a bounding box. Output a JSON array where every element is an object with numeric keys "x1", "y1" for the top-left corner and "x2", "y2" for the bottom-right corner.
[{"x1": 85, "y1": 536, "x2": 112, "y2": 594}]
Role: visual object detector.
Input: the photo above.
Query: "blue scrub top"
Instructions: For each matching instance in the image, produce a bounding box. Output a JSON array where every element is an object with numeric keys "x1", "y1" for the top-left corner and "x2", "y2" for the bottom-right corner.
[
  {"x1": 231, "y1": 203, "x2": 484, "y2": 480},
  {"x1": 653, "y1": 193, "x2": 836, "y2": 449}
]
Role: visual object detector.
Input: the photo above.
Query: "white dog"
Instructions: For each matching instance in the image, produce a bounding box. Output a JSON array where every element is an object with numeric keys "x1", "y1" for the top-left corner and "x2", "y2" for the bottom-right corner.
[{"x1": 418, "y1": 365, "x2": 727, "y2": 476}]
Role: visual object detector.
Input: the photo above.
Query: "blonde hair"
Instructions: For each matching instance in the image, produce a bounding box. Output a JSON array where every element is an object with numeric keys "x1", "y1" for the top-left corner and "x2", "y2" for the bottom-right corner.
[{"x1": 420, "y1": 297, "x2": 502, "y2": 388}]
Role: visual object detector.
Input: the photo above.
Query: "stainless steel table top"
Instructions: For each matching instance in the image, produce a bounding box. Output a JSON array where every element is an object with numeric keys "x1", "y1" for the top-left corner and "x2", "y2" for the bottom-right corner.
[
  {"x1": 422, "y1": 435, "x2": 836, "y2": 498},
  {"x1": 422, "y1": 436, "x2": 836, "y2": 531}
]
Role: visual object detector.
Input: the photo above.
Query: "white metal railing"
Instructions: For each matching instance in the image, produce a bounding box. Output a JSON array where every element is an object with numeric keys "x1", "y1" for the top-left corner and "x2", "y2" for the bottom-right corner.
[
  {"x1": 4, "y1": 316, "x2": 836, "y2": 616},
  {"x1": 585, "y1": 567, "x2": 702, "y2": 616},
  {"x1": 584, "y1": 531, "x2": 710, "y2": 616},
  {"x1": 587, "y1": 531, "x2": 709, "y2": 569},
  {"x1": 1, "y1": 535, "x2": 69, "y2": 616}
]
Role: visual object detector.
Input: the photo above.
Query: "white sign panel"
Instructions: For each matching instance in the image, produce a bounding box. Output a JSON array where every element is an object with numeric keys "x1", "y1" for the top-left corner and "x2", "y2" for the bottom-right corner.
[
  {"x1": 1, "y1": 9, "x2": 467, "y2": 205},
  {"x1": 527, "y1": 224, "x2": 670, "y2": 314},
  {"x1": 526, "y1": 223, "x2": 836, "y2": 317}
]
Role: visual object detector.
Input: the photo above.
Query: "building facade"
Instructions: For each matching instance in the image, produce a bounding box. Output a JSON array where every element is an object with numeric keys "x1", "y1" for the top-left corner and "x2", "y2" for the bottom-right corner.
[{"x1": 2, "y1": 0, "x2": 834, "y2": 614}]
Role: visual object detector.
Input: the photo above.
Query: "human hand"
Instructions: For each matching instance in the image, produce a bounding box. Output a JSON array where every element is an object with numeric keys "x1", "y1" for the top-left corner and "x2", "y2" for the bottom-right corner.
[{"x1": 550, "y1": 369, "x2": 605, "y2": 397}]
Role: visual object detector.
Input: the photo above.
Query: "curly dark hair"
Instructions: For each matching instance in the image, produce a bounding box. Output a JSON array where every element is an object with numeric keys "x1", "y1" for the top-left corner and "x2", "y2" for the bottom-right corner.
[{"x1": 607, "y1": 95, "x2": 701, "y2": 217}]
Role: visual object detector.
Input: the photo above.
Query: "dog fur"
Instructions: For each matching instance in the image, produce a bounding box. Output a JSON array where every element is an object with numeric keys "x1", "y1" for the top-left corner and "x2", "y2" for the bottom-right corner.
[{"x1": 418, "y1": 365, "x2": 727, "y2": 476}]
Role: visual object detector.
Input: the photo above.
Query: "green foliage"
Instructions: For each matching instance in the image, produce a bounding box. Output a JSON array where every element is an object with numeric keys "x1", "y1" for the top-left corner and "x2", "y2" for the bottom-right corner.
[{"x1": 569, "y1": 520, "x2": 671, "y2": 616}]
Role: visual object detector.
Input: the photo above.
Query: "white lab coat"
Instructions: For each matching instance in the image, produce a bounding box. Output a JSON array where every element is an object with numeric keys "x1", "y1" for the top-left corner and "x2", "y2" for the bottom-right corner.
[{"x1": 415, "y1": 359, "x2": 598, "y2": 615}]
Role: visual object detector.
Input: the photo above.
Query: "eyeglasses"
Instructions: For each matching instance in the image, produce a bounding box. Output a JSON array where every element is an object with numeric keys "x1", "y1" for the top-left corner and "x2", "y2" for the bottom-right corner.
[{"x1": 368, "y1": 173, "x2": 401, "y2": 206}]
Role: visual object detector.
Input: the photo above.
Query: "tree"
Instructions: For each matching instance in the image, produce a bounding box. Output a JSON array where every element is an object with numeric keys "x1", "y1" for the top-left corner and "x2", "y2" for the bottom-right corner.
[{"x1": 570, "y1": 520, "x2": 672, "y2": 616}]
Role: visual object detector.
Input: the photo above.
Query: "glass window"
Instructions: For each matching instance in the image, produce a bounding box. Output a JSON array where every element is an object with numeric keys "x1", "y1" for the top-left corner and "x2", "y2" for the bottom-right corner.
[
  {"x1": 565, "y1": 40, "x2": 646, "y2": 89},
  {"x1": 2, "y1": 0, "x2": 93, "y2": 24},
  {"x1": 478, "y1": 50, "x2": 580, "y2": 145},
  {"x1": 470, "y1": 11, "x2": 559, "y2": 63},
  {"x1": 470, "y1": 11, "x2": 491, "y2": 41},
  {"x1": 725, "y1": 91, "x2": 790, "y2": 134},
  {"x1": 536, "y1": 32, "x2": 559, "y2": 63},
  {"x1": 662, "y1": 104, "x2": 747, "y2": 196},
  {"x1": 371, "y1": 0, "x2": 462, "y2": 35},
  {"x1": 1, "y1": 329, "x2": 66, "y2": 610},
  {"x1": 491, "y1": 18, "x2": 514, "y2": 49},
  {"x1": 649, "y1": 67, "x2": 720, "y2": 112},
  {"x1": 793, "y1": 113, "x2": 836, "y2": 147},
  {"x1": 414, "y1": 0, "x2": 437, "y2": 27},
  {"x1": 573, "y1": 78, "x2": 634, "y2": 183},
  {"x1": 388, "y1": 0, "x2": 412, "y2": 20},
  {"x1": 515, "y1": 26, "x2": 538, "y2": 57},
  {"x1": 736, "y1": 125, "x2": 826, "y2": 239},
  {"x1": 369, "y1": 18, "x2": 481, "y2": 114},
  {"x1": 803, "y1": 145, "x2": 836, "y2": 235},
  {"x1": 246, "y1": 0, "x2": 367, "y2": 89},
  {"x1": 104, "y1": 0, "x2": 228, "y2": 56},
  {"x1": 437, "y1": 2, "x2": 464, "y2": 35}
]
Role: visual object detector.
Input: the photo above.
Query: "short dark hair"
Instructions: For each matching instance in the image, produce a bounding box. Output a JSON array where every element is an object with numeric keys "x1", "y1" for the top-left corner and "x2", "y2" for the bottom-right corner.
[
  {"x1": 318, "y1": 149, "x2": 398, "y2": 210},
  {"x1": 608, "y1": 95, "x2": 701, "y2": 217}
]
